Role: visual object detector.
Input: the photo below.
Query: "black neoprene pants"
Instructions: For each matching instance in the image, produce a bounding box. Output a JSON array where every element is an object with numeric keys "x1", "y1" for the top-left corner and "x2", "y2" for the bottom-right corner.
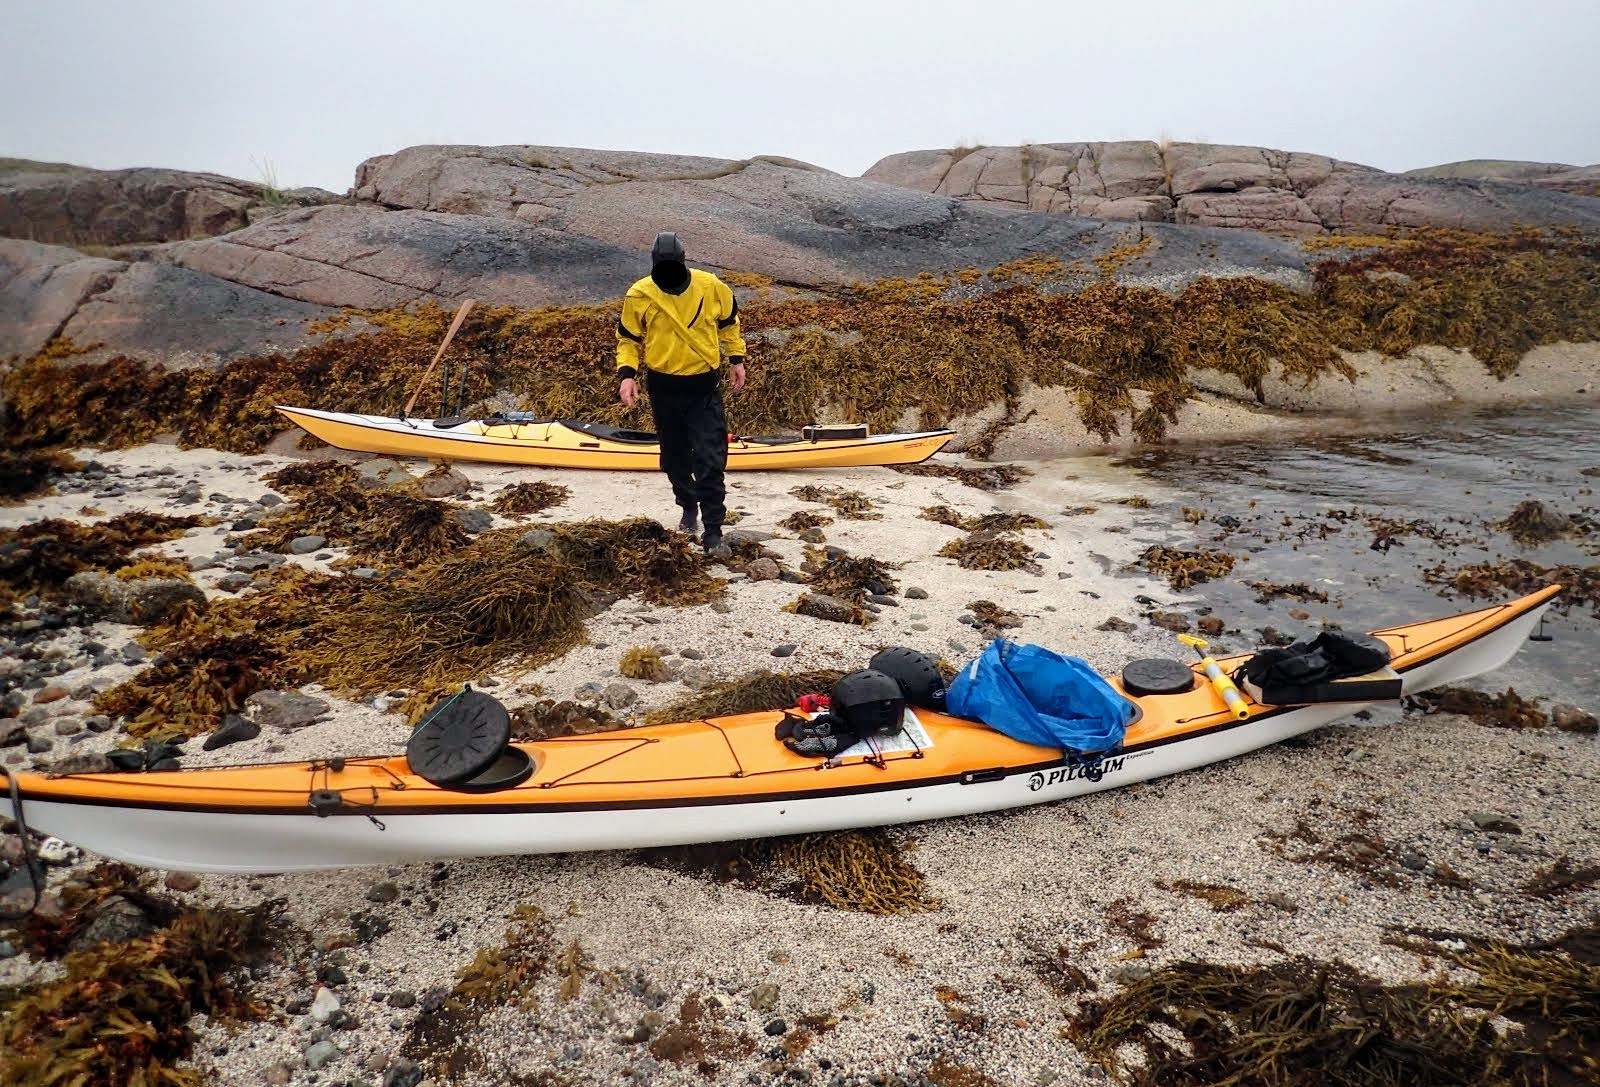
[{"x1": 645, "y1": 369, "x2": 728, "y2": 530}]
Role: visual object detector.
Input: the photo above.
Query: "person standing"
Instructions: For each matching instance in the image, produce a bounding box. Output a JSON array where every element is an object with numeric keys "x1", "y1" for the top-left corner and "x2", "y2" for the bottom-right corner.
[{"x1": 615, "y1": 232, "x2": 747, "y2": 553}]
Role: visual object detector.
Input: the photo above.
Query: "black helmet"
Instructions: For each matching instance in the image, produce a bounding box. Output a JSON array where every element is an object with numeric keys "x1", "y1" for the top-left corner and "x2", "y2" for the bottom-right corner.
[
  {"x1": 869, "y1": 647, "x2": 947, "y2": 710},
  {"x1": 829, "y1": 669, "x2": 907, "y2": 735},
  {"x1": 650, "y1": 231, "x2": 689, "y2": 294}
]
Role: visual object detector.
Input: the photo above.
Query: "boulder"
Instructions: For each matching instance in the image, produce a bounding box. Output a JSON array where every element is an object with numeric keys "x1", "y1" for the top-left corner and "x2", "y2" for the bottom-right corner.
[
  {"x1": 0, "y1": 240, "x2": 122, "y2": 360},
  {"x1": 0, "y1": 159, "x2": 335, "y2": 246},
  {"x1": 245, "y1": 690, "x2": 332, "y2": 730},
  {"x1": 64, "y1": 572, "x2": 205, "y2": 625}
]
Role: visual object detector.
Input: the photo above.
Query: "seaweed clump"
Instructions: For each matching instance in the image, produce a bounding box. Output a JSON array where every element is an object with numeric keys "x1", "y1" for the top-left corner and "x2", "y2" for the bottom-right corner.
[
  {"x1": 921, "y1": 505, "x2": 1049, "y2": 533},
  {"x1": 1249, "y1": 580, "x2": 1330, "y2": 605},
  {"x1": 1138, "y1": 546, "x2": 1238, "y2": 590},
  {"x1": 1496, "y1": 500, "x2": 1573, "y2": 547},
  {"x1": 807, "y1": 550, "x2": 900, "y2": 601},
  {"x1": 491, "y1": 481, "x2": 570, "y2": 516},
  {"x1": 938, "y1": 530, "x2": 1041, "y2": 573},
  {"x1": 509, "y1": 700, "x2": 623, "y2": 739},
  {"x1": 1404, "y1": 686, "x2": 1565, "y2": 730},
  {"x1": 619, "y1": 645, "x2": 668, "y2": 681},
  {"x1": 0, "y1": 511, "x2": 204, "y2": 598},
  {"x1": 778, "y1": 509, "x2": 833, "y2": 533},
  {"x1": 404, "y1": 902, "x2": 554, "y2": 1080},
  {"x1": 892, "y1": 462, "x2": 1032, "y2": 491},
  {"x1": 0, "y1": 887, "x2": 283, "y2": 1087},
  {"x1": 643, "y1": 669, "x2": 846, "y2": 725},
  {"x1": 790, "y1": 484, "x2": 880, "y2": 520},
  {"x1": 1067, "y1": 927, "x2": 1600, "y2": 1087},
  {"x1": 644, "y1": 829, "x2": 940, "y2": 915},
  {"x1": 0, "y1": 450, "x2": 84, "y2": 503},
  {"x1": 1423, "y1": 559, "x2": 1599, "y2": 615},
  {"x1": 243, "y1": 479, "x2": 469, "y2": 565}
]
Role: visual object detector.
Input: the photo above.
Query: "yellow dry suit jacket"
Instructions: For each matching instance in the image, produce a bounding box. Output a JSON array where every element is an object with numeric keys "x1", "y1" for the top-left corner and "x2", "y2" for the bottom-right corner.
[{"x1": 615, "y1": 269, "x2": 747, "y2": 379}]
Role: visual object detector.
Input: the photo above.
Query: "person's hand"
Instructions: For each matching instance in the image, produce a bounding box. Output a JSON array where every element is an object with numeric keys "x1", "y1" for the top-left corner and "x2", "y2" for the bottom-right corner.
[
  {"x1": 728, "y1": 362, "x2": 746, "y2": 393},
  {"x1": 619, "y1": 377, "x2": 638, "y2": 408}
]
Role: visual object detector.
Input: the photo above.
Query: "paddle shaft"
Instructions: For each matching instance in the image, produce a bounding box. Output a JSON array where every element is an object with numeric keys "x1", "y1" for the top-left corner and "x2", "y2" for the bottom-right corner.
[{"x1": 403, "y1": 299, "x2": 476, "y2": 418}]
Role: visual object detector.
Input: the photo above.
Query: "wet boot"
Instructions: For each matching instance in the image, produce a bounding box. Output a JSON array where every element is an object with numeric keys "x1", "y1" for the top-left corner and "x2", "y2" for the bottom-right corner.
[
  {"x1": 702, "y1": 524, "x2": 729, "y2": 559},
  {"x1": 677, "y1": 506, "x2": 698, "y2": 535}
]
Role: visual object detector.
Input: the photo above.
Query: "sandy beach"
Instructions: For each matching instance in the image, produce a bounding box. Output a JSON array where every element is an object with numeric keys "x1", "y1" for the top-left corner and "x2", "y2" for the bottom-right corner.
[{"x1": 2, "y1": 433, "x2": 1595, "y2": 1087}]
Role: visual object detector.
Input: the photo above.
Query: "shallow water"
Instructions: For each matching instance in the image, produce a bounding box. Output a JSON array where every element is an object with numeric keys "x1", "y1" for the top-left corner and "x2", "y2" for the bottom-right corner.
[{"x1": 1087, "y1": 401, "x2": 1600, "y2": 709}]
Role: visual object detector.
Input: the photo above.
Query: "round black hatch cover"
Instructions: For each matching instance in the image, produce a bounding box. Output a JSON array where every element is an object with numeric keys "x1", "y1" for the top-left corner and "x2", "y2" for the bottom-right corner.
[
  {"x1": 1122, "y1": 658, "x2": 1197, "y2": 696},
  {"x1": 406, "y1": 689, "x2": 511, "y2": 786}
]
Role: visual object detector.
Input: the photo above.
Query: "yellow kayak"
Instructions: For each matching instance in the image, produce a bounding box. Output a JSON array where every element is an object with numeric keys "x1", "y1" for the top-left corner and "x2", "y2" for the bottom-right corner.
[{"x1": 277, "y1": 406, "x2": 956, "y2": 471}]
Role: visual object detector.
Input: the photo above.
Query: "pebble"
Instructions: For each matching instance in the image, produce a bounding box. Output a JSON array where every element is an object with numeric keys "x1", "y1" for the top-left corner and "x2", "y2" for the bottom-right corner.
[
  {"x1": 310, "y1": 986, "x2": 342, "y2": 1023},
  {"x1": 679, "y1": 648, "x2": 705, "y2": 660},
  {"x1": 33, "y1": 686, "x2": 68, "y2": 704},
  {"x1": 772, "y1": 644, "x2": 798, "y2": 658},
  {"x1": 203, "y1": 715, "x2": 261, "y2": 750},
  {"x1": 867, "y1": 594, "x2": 898, "y2": 607},
  {"x1": 750, "y1": 981, "x2": 780, "y2": 1011},
  {"x1": 53, "y1": 718, "x2": 82, "y2": 736},
  {"x1": 905, "y1": 587, "x2": 929, "y2": 599},
  {"x1": 383, "y1": 1058, "x2": 424, "y2": 1087},
  {"x1": 604, "y1": 683, "x2": 639, "y2": 709},
  {"x1": 366, "y1": 881, "x2": 401, "y2": 903},
  {"x1": 387, "y1": 990, "x2": 417, "y2": 1009},
  {"x1": 304, "y1": 1039, "x2": 340, "y2": 1070},
  {"x1": 1467, "y1": 811, "x2": 1521, "y2": 834},
  {"x1": 165, "y1": 871, "x2": 202, "y2": 892},
  {"x1": 764, "y1": 1018, "x2": 789, "y2": 1036},
  {"x1": 288, "y1": 535, "x2": 327, "y2": 554}
]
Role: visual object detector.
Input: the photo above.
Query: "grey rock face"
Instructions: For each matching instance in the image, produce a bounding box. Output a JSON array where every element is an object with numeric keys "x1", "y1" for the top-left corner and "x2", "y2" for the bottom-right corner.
[{"x1": 864, "y1": 140, "x2": 1600, "y2": 236}]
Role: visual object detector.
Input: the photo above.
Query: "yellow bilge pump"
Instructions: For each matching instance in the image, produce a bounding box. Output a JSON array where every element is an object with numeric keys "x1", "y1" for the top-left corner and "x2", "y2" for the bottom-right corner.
[{"x1": 1178, "y1": 634, "x2": 1251, "y2": 720}]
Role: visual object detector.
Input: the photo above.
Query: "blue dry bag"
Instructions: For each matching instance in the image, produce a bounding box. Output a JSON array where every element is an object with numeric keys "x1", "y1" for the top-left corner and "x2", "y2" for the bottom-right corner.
[{"x1": 947, "y1": 639, "x2": 1135, "y2": 756}]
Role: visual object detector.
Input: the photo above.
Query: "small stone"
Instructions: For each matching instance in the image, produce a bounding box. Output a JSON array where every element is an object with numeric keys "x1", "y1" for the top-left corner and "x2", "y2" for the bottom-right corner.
[
  {"x1": 517, "y1": 529, "x2": 556, "y2": 552},
  {"x1": 305, "y1": 1039, "x2": 340, "y2": 1070},
  {"x1": 1468, "y1": 811, "x2": 1521, "y2": 834},
  {"x1": 259, "y1": 493, "x2": 284, "y2": 506},
  {"x1": 764, "y1": 1019, "x2": 789, "y2": 1036},
  {"x1": 1551, "y1": 703, "x2": 1598, "y2": 734},
  {"x1": 310, "y1": 986, "x2": 342, "y2": 1023},
  {"x1": 1147, "y1": 611, "x2": 1190, "y2": 633},
  {"x1": 603, "y1": 683, "x2": 638, "y2": 709},
  {"x1": 679, "y1": 648, "x2": 704, "y2": 660},
  {"x1": 678, "y1": 664, "x2": 713, "y2": 689},
  {"x1": 202, "y1": 714, "x2": 261, "y2": 751},
  {"x1": 353, "y1": 567, "x2": 381, "y2": 579},
  {"x1": 1197, "y1": 616, "x2": 1225, "y2": 636},
  {"x1": 747, "y1": 557, "x2": 782, "y2": 581},
  {"x1": 246, "y1": 689, "x2": 331, "y2": 730},
  {"x1": 452, "y1": 508, "x2": 494, "y2": 534},
  {"x1": 165, "y1": 871, "x2": 202, "y2": 892},
  {"x1": 388, "y1": 990, "x2": 417, "y2": 1009},
  {"x1": 1397, "y1": 848, "x2": 1428, "y2": 872},
  {"x1": 288, "y1": 535, "x2": 327, "y2": 555},
  {"x1": 798, "y1": 528, "x2": 827, "y2": 544},
  {"x1": 267, "y1": 1062, "x2": 294, "y2": 1086},
  {"x1": 26, "y1": 734, "x2": 53, "y2": 754},
  {"x1": 53, "y1": 717, "x2": 82, "y2": 736},
  {"x1": 867, "y1": 594, "x2": 898, "y2": 607},
  {"x1": 366, "y1": 881, "x2": 401, "y2": 903},
  {"x1": 1289, "y1": 607, "x2": 1311, "y2": 621},
  {"x1": 910, "y1": 623, "x2": 929, "y2": 632},
  {"x1": 419, "y1": 466, "x2": 473, "y2": 498},
  {"x1": 33, "y1": 686, "x2": 68, "y2": 705},
  {"x1": 383, "y1": 1057, "x2": 424, "y2": 1087},
  {"x1": 750, "y1": 982, "x2": 780, "y2": 1011},
  {"x1": 1110, "y1": 962, "x2": 1154, "y2": 984},
  {"x1": 771, "y1": 644, "x2": 798, "y2": 658},
  {"x1": 905, "y1": 587, "x2": 929, "y2": 599},
  {"x1": 119, "y1": 641, "x2": 148, "y2": 663}
]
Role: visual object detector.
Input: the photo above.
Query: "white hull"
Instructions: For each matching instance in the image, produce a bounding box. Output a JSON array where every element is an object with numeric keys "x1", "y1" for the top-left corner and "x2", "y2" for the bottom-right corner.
[{"x1": 18, "y1": 594, "x2": 1545, "y2": 874}]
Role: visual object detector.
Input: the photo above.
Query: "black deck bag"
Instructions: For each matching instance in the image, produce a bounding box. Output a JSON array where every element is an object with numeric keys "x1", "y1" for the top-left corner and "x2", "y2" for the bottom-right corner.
[{"x1": 1235, "y1": 630, "x2": 1397, "y2": 705}]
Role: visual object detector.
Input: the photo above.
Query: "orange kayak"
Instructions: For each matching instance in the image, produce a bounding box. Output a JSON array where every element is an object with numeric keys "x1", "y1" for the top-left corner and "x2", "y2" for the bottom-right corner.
[{"x1": 4, "y1": 587, "x2": 1560, "y2": 873}]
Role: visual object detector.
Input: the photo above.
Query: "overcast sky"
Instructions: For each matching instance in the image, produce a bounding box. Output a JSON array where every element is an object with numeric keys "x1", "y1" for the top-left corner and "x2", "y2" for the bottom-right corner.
[{"x1": 3, "y1": 0, "x2": 1596, "y2": 192}]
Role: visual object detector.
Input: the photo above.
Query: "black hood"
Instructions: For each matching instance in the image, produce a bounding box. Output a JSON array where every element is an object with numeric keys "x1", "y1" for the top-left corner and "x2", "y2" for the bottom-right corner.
[{"x1": 650, "y1": 231, "x2": 690, "y2": 294}]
